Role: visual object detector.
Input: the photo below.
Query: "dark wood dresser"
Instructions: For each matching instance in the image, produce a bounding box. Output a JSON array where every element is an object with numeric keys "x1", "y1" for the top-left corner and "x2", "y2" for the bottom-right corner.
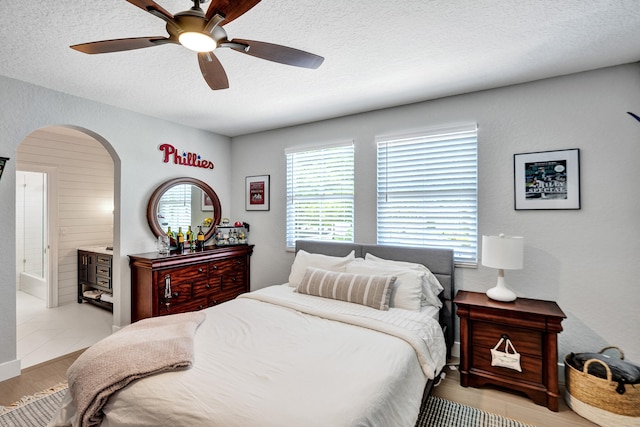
[
  {"x1": 454, "y1": 290, "x2": 566, "y2": 411},
  {"x1": 129, "y1": 245, "x2": 254, "y2": 322}
]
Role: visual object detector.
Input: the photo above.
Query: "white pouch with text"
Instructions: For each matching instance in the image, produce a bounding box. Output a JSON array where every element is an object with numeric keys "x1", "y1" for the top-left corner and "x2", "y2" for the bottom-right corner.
[{"x1": 491, "y1": 337, "x2": 522, "y2": 372}]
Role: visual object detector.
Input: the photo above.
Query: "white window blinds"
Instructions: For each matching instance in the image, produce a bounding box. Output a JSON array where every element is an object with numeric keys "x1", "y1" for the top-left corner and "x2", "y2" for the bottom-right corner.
[
  {"x1": 376, "y1": 123, "x2": 478, "y2": 265},
  {"x1": 286, "y1": 142, "x2": 355, "y2": 249},
  {"x1": 157, "y1": 185, "x2": 192, "y2": 233}
]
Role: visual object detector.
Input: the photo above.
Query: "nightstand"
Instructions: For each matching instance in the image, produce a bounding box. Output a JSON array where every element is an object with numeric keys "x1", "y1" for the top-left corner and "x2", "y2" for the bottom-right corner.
[{"x1": 454, "y1": 290, "x2": 566, "y2": 411}]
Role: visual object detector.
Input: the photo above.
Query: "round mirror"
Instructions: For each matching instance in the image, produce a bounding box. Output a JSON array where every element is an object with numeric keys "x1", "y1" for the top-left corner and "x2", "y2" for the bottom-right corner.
[{"x1": 147, "y1": 177, "x2": 221, "y2": 246}]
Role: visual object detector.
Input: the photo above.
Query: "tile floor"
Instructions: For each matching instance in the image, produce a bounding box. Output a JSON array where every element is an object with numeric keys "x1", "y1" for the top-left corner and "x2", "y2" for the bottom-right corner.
[{"x1": 16, "y1": 291, "x2": 113, "y2": 369}]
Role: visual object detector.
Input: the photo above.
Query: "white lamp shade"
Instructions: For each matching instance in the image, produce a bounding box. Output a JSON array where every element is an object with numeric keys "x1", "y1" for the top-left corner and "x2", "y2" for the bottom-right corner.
[{"x1": 482, "y1": 234, "x2": 524, "y2": 270}]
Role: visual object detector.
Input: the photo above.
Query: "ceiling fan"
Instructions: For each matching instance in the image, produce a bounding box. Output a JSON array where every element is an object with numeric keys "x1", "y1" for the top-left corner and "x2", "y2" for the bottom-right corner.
[{"x1": 70, "y1": 0, "x2": 324, "y2": 90}]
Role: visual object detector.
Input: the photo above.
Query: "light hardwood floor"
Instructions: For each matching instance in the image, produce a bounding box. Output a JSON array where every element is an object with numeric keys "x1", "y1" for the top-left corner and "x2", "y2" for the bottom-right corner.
[{"x1": 1, "y1": 352, "x2": 598, "y2": 426}]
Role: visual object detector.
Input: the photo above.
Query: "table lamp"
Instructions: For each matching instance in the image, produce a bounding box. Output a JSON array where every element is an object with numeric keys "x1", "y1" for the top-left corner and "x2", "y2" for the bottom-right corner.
[{"x1": 481, "y1": 234, "x2": 524, "y2": 302}]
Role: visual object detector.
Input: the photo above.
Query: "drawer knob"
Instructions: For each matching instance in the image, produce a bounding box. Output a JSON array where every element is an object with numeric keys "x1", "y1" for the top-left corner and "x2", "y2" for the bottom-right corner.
[
  {"x1": 172, "y1": 292, "x2": 179, "y2": 297},
  {"x1": 198, "y1": 305, "x2": 203, "y2": 309},
  {"x1": 198, "y1": 268, "x2": 204, "y2": 273},
  {"x1": 205, "y1": 284, "x2": 211, "y2": 289},
  {"x1": 211, "y1": 265, "x2": 218, "y2": 270},
  {"x1": 211, "y1": 300, "x2": 218, "y2": 306},
  {"x1": 231, "y1": 277, "x2": 236, "y2": 282}
]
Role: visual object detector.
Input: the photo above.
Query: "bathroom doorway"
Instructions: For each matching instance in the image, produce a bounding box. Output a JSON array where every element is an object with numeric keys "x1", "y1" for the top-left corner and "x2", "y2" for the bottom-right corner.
[{"x1": 15, "y1": 166, "x2": 58, "y2": 308}]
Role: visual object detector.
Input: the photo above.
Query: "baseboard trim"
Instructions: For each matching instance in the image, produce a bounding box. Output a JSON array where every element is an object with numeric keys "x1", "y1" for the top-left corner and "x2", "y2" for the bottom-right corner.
[{"x1": 0, "y1": 359, "x2": 21, "y2": 382}]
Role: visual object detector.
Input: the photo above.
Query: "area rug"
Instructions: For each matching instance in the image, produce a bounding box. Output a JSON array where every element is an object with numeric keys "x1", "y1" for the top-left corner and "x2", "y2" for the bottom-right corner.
[
  {"x1": 1, "y1": 384, "x2": 535, "y2": 427},
  {"x1": 0, "y1": 382, "x2": 67, "y2": 427},
  {"x1": 416, "y1": 395, "x2": 536, "y2": 427}
]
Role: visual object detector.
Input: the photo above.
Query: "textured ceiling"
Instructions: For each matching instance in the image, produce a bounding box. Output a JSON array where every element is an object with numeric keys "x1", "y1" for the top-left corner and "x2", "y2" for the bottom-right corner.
[{"x1": 1, "y1": 1, "x2": 639, "y2": 137}]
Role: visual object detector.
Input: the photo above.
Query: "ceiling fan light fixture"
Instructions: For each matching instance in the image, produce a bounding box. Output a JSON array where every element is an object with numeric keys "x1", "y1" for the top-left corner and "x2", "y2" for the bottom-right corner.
[{"x1": 179, "y1": 32, "x2": 217, "y2": 52}]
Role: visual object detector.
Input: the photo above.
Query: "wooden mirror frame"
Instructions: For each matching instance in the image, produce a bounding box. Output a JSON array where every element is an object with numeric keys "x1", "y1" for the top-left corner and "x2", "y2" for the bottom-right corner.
[{"x1": 146, "y1": 177, "x2": 222, "y2": 245}]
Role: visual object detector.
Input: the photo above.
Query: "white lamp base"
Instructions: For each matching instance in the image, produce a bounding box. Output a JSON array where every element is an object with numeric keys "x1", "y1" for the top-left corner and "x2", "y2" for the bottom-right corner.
[{"x1": 486, "y1": 270, "x2": 517, "y2": 302}]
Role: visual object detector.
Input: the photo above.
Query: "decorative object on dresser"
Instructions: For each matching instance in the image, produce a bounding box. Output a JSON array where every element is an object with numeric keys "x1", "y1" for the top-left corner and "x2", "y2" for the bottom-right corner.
[
  {"x1": 129, "y1": 245, "x2": 253, "y2": 322},
  {"x1": 481, "y1": 234, "x2": 524, "y2": 302},
  {"x1": 77, "y1": 247, "x2": 113, "y2": 312},
  {"x1": 454, "y1": 290, "x2": 566, "y2": 411}
]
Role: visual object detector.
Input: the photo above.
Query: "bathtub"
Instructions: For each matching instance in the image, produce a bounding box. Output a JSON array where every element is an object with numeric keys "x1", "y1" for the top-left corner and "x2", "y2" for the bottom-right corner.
[{"x1": 20, "y1": 271, "x2": 46, "y2": 300}]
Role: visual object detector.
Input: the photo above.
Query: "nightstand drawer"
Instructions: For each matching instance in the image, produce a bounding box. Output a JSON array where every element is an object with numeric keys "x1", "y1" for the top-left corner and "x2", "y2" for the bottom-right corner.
[
  {"x1": 471, "y1": 321, "x2": 543, "y2": 357},
  {"x1": 471, "y1": 347, "x2": 543, "y2": 383}
]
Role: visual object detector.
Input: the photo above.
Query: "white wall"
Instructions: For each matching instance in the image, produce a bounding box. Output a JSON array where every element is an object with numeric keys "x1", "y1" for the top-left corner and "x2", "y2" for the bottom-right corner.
[
  {"x1": 231, "y1": 63, "x2": 640, "y2": 362},
  {"x1": 0, "y1": 76, "x2": 232, "y2": 380}
]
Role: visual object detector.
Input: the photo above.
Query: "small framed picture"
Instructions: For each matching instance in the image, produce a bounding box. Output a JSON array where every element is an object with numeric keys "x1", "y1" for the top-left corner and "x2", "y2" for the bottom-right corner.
[
  {"x1": 0, "y1": 157, "x2": 9, "y2": 182},
  {"x1": 514, "y1": 148, "x2": 580, "y2": 210},
  {"x1": 246, "y1": 175, "x2": 270, "y2": 211},
  {"x1": 201, "y1": 191, "x2": 214, "y2": 211}
]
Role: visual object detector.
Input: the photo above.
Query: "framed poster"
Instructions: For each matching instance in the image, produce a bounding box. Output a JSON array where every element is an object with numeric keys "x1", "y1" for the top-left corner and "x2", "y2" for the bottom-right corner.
[
  {"x1": 246, "y1": 175, "x2": 270, "y2": 211},
  {"x1": 514, "y1": 148, "x2": 580, "y2": 210},
  {"x1": 201, "y1": 191, "x2": 214, "y2": 211}
]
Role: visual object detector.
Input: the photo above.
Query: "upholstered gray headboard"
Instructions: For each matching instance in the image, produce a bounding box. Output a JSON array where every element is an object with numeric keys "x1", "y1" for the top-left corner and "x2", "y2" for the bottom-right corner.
[{"x1": 295, "y1": 240, "x2": 455, "y2": 358}]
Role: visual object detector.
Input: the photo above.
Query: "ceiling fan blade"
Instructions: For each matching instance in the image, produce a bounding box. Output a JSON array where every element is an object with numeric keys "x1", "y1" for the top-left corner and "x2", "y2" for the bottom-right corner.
[
  {"x1": 229, "y1": 39, "x2": 324, "y2": 69},
  {"x1": 198, "y1": 52, "x2": 229, "y2": 90},
  {"x1": 70, "y1": 37, "x2": 174, "y2": 54},
  {"x1": 126, "y1": 0, "x2": 174, "y2": 20},
  {"x1": 205, "y1": 0, "x2": 261, "y2": 25}
]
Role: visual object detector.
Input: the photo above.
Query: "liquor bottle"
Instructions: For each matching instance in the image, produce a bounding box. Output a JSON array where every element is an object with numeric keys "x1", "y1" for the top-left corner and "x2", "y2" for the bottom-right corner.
[
  {"x1": 176, "y1": 227, "x2": 184, "y2": 252},
  {"x1": 186, "y1": 226, "x2": 193, "y2": 247},
  {"x1": 166, "y1": 226, "x2": 175, "y2": 247},
  {"x1": 196, "y1": 226, "x2": 205, "y2": 250}
]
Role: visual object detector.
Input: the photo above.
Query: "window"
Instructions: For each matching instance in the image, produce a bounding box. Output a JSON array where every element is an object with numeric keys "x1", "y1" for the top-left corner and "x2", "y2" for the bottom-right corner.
[
  {"x1": 157, "y1": 185, "x2": 192, "y2": 233},
  {"x1": 376, "y1": 123, "x2": 478, "y2": 266},
  {"x1": 286, "y1": 142, "x2": 354, "y2": 249}
]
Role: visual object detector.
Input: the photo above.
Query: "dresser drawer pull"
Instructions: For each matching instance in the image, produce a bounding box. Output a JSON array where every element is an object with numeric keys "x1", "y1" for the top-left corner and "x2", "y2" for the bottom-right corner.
[
  {"x1": 211, "y1": 265, "x2": 218, "y2": 270},
  {"x1": 198, "y1": 267, "x2": 204, "y2": 273},
  {"x1": 206, "y1": 284, "x2": 211, "y2": 289},
  {"x1": 164, "y1": 275, "x2": 172, "y2": 310}
]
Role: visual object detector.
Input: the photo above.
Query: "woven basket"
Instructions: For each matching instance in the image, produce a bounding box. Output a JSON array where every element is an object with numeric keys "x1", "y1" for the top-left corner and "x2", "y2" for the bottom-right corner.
[{"x1": 564, "y1": 349, "x2": 640, "y2": 427}]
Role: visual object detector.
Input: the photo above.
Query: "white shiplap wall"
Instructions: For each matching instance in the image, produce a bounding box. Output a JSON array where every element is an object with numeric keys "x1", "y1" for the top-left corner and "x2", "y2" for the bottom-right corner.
[{"x1": 17, "y1": 127, "x2": 114, "y2": 305}]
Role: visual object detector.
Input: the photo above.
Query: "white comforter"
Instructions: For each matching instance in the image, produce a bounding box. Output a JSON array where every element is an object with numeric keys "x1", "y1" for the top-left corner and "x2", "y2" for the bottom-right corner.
[{"x1": 50, "y1": 285, "x2": 446, "y2": 427}]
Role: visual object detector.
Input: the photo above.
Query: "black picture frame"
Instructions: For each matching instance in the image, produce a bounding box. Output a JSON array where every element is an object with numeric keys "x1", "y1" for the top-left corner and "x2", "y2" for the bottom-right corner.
[
  {"x1": 0, "y1": 157, "x2": 9, "y2": 182},
  {"x1": 514, "y1": 149, "x2": 580, "y2": 210},
  {"x1": 245, "y1": 175, "x2": 270, "y2": 211}
]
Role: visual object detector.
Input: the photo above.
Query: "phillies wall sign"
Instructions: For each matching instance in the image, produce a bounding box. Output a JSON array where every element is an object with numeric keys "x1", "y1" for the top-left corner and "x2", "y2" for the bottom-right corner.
[{"x1": 159, "y1": 144, "x2": 215, "y2": 169}]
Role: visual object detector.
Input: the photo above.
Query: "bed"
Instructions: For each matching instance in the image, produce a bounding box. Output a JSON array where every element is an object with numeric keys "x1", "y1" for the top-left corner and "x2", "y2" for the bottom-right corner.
[{"x1": 49, "y1": 241, "x2": 455, "y2": 427}]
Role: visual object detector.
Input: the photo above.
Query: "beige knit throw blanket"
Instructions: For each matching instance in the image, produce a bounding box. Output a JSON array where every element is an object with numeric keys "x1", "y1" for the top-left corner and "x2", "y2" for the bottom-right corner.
[{"x1": 67, "y1": 311, "x2": 206, "y2": 427}]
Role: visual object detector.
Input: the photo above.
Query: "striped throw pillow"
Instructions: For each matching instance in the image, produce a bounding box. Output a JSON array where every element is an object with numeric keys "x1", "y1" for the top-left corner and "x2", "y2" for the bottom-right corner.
[{"x1": 297, "y1": 267, "x2": 396, "y2": 310}]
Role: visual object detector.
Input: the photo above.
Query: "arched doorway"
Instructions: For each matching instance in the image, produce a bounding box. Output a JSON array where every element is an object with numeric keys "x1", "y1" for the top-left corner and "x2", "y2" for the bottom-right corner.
[{"x1": 15, "y1": 125, "x2": 117, "y2": 368}]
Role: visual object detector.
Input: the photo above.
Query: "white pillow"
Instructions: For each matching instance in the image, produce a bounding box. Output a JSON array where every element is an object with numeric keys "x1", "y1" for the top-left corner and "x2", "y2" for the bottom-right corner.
[
  {"x1": 288, "y1": 250, "x2": 355, "y2": 287},
  {"x1": 364, "y1": 253, "x2": 444, "y2": 308},
  {"x1": 346, "y1": 259, "x2": 423, "y2": 311}
]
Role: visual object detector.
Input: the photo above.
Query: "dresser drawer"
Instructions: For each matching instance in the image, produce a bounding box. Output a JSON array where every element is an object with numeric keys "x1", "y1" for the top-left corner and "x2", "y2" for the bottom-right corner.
[
  {"x1": 157, "y1": 264, "x2": 208, "y2": 286},
  {"x1": 471, "y1": 346, "x2": 543, "y2": 384},
  {"x1": 157, "y1": 281, "x2": 193, "y2": 305},
  {"x1": 192, "y1": 280, "x2": 219, "y2": 298},
  {"x1": 471, "y1": 321, "x2": 542, "y2": 357},
  {"x1": 217, "y1": 289, "x2": 246, "y2": 304},
  {"x1": 96, "y1": 254, "x2": 112, "y2": 267},
  {"x1": 221, "y1": 271, "x2": 245, "y2": 292},
  {"x1": 95, "y1": 276, "x2": 112, "y2": 289},
  {"x1": 160, "y1": 297, "x2": 208, "y2": 316},
  {"x1": 209, "y1": 257, "x2": 246, "y2": 275}
]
